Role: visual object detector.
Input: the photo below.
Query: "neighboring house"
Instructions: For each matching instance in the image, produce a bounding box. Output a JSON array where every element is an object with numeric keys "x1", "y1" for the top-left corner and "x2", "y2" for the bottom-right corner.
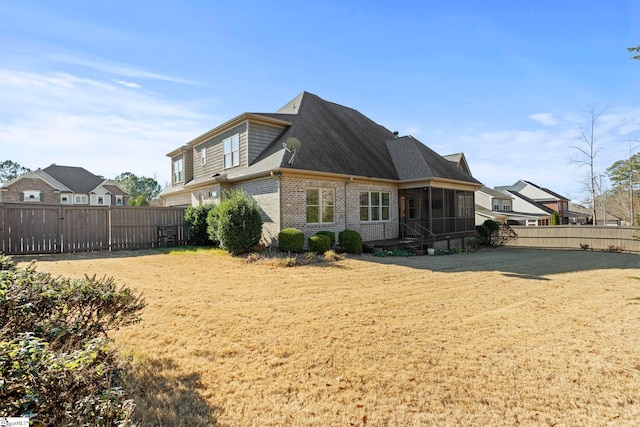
[
  {"x1": 475, "y1": 186, "x2": 514, "y2": 225},
  {"x1": 499, "y1": 180, "x2": 570, "y2": 224},
  {"x1": 160, "y1": 92, "x2": 482, "y2": 248},
  {"x1": 0, "y1": 164, "x2": 129, "y2": 206},
  {"x1": 475, "y1": 186, "x2": 550, "y2": 226},
  {"x1": 568, "y1": 203, "x2": 622, "y2": 226}
]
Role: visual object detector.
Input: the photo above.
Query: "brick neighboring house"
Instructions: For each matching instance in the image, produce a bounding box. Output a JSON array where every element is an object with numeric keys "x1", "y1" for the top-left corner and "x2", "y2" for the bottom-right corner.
[
  {"x1": 160, "y1": 92, "x2": 482, "y2": 248},
  {"x1": 0, "y1": 164, "x2": 129, "y2": 206}
]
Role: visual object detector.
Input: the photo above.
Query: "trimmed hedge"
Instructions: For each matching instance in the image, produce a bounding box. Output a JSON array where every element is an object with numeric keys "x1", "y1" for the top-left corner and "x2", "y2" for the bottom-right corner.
[
  {"x1": 278, "y1": 228, "x2": 304, "y2": 252},
  {"x1": 316, "y1": 231, "x2": 335, "y2": 248},
  {"x1": 338, "y1": 229, "x2": 363, "y2": 254},
  {"x1": 309, "y1": 234, "x2": 331, "y2": 254}
]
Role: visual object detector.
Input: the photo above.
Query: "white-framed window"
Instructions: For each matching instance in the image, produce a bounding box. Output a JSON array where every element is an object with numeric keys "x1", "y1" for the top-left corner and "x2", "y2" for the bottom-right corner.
[
  {"x1": 360, "y1": 191, "x2": 390, "y2": 222},
  {"x1": 202, "y1": 146, "x2": 207, "y2": 165},
  {"x1": 97, "y1": 196, "x2": 104, "y2": 205},
  {"x1": 115, "y1": 195, "x2": 123, "y2": 206},
  {"x1": 306, "y1": 188, "x2": 334, "y2": 224},
  {"x1": 60, "y1": 194, "x2": 71, "y2": 204},
  {"x1": 223, "y1": 134, "x2": 240, "y2": 168},
  {"x1": 23, "y1": 190, "x2": 41, "y2": 202},
  {"x1": 74, "y1": 194, "x2": 88, "y2": 204},
  {"x1": 492, "y1": 201, "x2": 500, "y2": 211},
  {"x1": 501, "y1": 200, "x2": 511, "y2": 211},
  {"x1": 173, "y1": 158, "x2": 183, "y2": 183}
]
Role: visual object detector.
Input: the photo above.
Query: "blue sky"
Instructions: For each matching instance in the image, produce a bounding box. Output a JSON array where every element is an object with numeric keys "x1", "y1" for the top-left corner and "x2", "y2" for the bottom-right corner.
[{"x1": 1, "y1": 0, "x2": 639, "y2": 202}]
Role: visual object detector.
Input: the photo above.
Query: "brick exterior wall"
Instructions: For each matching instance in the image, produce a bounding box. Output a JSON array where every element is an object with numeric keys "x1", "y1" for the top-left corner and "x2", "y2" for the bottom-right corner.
[
  {"x1": 280, "y1": 176, "x2": 399, "y2": 247},
  {"x1": 1, "y1": 178, "x2": 59, "y2": 204},
  {"x1": 235, "y1": 178, "x2": 281, "y2": 246}
]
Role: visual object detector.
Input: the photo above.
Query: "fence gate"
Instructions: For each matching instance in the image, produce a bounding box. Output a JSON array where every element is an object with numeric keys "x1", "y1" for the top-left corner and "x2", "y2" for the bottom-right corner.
[{"x1": 2, "y1": 205, "x2": 61, "y2": 255}]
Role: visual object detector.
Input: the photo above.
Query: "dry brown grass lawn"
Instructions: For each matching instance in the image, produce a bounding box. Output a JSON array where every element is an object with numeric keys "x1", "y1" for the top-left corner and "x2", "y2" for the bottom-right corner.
[{"x1": 19, "y1": 247, "x2": 640, "y2": 426}]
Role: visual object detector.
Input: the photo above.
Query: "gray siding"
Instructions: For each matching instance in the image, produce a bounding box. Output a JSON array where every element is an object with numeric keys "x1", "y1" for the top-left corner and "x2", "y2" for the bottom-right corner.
[
  {"x1": 248, "y1": 122, "x2": 285, "y2": 164},
  {"x1": 193, "y1": 122, "x2": 248, "y2": 181}
]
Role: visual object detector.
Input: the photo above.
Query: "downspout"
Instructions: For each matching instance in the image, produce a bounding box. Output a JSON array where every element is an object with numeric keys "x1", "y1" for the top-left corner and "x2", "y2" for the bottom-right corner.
[
  {"x1": 345, "y1": 177, "x2": 353, "y2": 231},
  {"x1": 270, "y1": 170, "x2": 282, "y2": 243}
]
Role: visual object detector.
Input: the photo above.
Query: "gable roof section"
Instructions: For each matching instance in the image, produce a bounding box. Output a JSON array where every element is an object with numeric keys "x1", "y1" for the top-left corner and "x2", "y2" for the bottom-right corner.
[
  {"x1": 249, "y1": 92, "x2": 480, "y2": 186},
  {"x1": 505, "y1": 189, "x2": 555, "y2": 215},
  {"x1": 42, "y1": 165, "x2": 106, "y2": 194},
  {"x1": 0, "y1": 169, "x2": 72, "y2": 192},
  {"x1": 508, "y1": 180, "x2": 568, "y2": 201},
  {"x1": 443, "y1": 152, "x2": 472, "y2": 176},
  {"x1": 252, "y1": 92, "x2": 399, "y2": 179},
  {"x1": 387, "y1": 136, "x2": 481, "y2": 184},
  {"x1": 478, "y1": 186, "x2": 512, "y2": 199}
]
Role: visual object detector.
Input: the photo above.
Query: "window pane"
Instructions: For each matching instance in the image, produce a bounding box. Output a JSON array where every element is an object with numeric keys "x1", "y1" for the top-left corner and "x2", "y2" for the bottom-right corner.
[
  {"x1": 322, "y1": 206, "x2": 334, "y2": 223},
  {"x1": 232, "y1": 135, "x2": 239, "y2": 151},
  {"x1": 360, "y1": 206, "x2": 369, "y2": 221},
  {"x1": 382, "y1": 192, "x2": 390, "y2": 206},
  {"x1": 360, "y1": 192, "x2": 369, "y2": 206},
  {"x1": 382, "y1": 207, "x2": 390, "y2": 220},
  {"x1": 372, "y1": 206, "x2": 380, "y2": 221},
  {"x1": 307, "y1": 206, "x2": 319, "y2": 223},
  {"x1": 224, "y1": 139, "x2": 231, "y2": 153},
  {"x1": 321, "y1": 189, "x2": 334, "y2": 206},
  {"x1": 371, "y1": 192, "x2": 380, "y2": 206},
  {"x1": 224, "y1": 153, "x2": 231, "y2": 168},
  {"x1": 306, "y1": 189, "x2": 319, "y2": 205}
]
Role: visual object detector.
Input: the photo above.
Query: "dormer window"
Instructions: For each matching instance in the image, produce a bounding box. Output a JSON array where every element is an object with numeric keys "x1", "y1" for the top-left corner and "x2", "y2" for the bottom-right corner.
[
  {"x1": 223, "y1": 134, "x2": 240, "y2": 168},
  {"x1": 115, "y1": 195, "x2": 123, "y2": 206}
]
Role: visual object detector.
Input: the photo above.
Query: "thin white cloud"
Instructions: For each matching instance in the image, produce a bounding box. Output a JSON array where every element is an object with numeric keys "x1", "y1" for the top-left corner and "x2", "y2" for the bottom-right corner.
[
  {"x1": 48, "y1": 52, "x2": 196, "y2": 85},
  {"x1": 0, "y1": 68, "x2": 216, "y2": 187},
  {"x1": 529, "y1": 113, "x2": 558, "y2": 126},
  {"x1": 115, "y1": 80, "x2": 141, "y2": 89}
]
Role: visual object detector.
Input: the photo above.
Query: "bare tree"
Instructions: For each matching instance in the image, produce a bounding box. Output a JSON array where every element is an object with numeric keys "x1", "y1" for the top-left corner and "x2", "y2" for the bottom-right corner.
[{"x1": 571, "y1": 107, "x2": 605, "y2": 225}]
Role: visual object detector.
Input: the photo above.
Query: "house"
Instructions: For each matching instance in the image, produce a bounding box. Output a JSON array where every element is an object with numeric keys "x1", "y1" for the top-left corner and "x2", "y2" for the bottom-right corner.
[
  {"x1": 0, "y1": 164, "x2": 129, "y2": 206},
  {"x1": 475, "y1": 186, "x2": 552, "y2": 226},
  {"x1": 160, "y1": 92, "x2": 482, "y2": 249},
  {"x1": 498, "y1": 180, "x2": 570, "y2": 224},
  {"x1": 568, "y1": 203, "x2": 622, "y2": 226}
]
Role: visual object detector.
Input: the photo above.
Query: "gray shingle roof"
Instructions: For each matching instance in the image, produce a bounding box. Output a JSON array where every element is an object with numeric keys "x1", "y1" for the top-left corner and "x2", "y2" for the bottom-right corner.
[
  {"x1": 252, "y1": 92, "x2": 480, "y2": 185},
  {"x1": 42, "y1": 165, "x2": 105, "y2": 193}
]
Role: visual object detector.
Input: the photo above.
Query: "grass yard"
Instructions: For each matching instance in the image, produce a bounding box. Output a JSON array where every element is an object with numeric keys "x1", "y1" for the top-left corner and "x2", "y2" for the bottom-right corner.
[{"x1": 19, "y1": 247, "x2": 640, "y2": 426}]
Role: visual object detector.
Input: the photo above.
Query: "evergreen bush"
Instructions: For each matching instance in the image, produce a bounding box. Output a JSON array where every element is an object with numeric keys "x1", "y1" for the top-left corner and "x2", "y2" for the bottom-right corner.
[
  {"x1": 210, "y1": 189, "x2": 263, "y2": 254},
  {"x1": 315, "y1": 230, "x2": 335, "y2": 248},
  {"x1": 185, "y1": 203, "x2": 217, "y2": 246},
  {"x1": 278, "y1": 228, "x2": 304, "y2": 252},
  {"x1": 308, "y1": 234, "x2": 331, "y2": 254},
  {"x1": 338, "y1": 229, "x2": 363, "y2": 254}
]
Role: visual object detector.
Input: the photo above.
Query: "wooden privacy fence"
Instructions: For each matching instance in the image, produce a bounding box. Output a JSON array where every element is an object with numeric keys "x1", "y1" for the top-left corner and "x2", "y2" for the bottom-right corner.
[
  {"x1": 507, "y1": 225, "x2": 640, "y2": 253},
  {"x1": 0, "y1": 203, "x2": 187, "y2": 255}
]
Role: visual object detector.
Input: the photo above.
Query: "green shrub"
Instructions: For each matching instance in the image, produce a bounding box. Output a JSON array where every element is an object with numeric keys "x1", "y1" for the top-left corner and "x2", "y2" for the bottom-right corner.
[
  {"x1": 316, "y1": 231, "x2": 335, "y2": 248},
  {"x1": 206, "y1": 204, "x2": 220, "y2": 246},
  {"x1": 309, "y1": 234, "x2": 331, "y2": 254},
  {"x1": 475, "y1": 219, "x2": 501, "y2": 246},
  {"x1": 0, "y1": 257, "x2": 144, "y2": 425},
  {"x1": 278, "y1": 228, "x2": 304, "y2": 252},
  {"x1": 185, "y1": 203, "x2": 217, "y2": 246},
  {"x1": 338, "y1": 229, "x2": 363, "y2": 254},
  {"x1": 210, "y1": 189, "x2": 263, "y2": 254}
]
